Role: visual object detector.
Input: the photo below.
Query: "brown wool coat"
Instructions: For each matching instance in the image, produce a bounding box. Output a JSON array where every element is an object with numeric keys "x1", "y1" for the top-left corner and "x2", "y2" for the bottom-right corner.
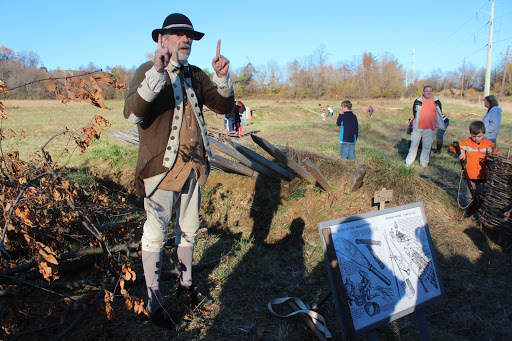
[{"x1": 123, "y1": 61, "x2": 234, "y2": 196}]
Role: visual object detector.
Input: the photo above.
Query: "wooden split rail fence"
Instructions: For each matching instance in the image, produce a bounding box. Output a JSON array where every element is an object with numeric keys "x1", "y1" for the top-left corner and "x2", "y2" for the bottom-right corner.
[{"x1": 109, "y1": 128, "x2": 334, "y2": 190}]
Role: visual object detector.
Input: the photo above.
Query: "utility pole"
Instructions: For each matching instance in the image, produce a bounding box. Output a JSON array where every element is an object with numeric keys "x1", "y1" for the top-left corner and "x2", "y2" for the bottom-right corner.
[
  {"x1": 484, "y1": 0, "x2": 495, "y2": 96},
  {"x1": 412, "y1": 48, "x2": 415, "y2": 84},
  {"x1": 405, "y1": 61, "x2": 409, "y2": 87},
  {"x1": 461, "y1": 58, "x2": 465, "y2": 99},
  {"x1": 499, "y1": 47, "x2": 509, "y2": 101}
]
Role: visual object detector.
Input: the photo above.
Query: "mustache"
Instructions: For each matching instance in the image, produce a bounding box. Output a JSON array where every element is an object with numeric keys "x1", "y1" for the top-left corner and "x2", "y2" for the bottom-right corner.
[{"x1": 178, "y1": 43, "x2": 191, "y2": 49}]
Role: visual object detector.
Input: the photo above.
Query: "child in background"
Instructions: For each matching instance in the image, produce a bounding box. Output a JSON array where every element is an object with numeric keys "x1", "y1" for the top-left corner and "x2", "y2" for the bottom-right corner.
[
  {"x1": 450, "y1": 120, "x2": 494, "y2": 205},
  {"x1": 367, "y1": 105, "x2": 374, "y2": 118},
  {"x1": 327, "y1": 105, "x2": 334, "y2": 120},
  {"x1": 336, "y1": 100, "x2": 359, "y2": 160}
]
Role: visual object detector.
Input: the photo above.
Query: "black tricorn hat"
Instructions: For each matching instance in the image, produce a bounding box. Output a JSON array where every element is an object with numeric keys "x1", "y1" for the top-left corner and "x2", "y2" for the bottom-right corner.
[{"x1": 152, "y1": 13, "x2": 204, "y2": 42}]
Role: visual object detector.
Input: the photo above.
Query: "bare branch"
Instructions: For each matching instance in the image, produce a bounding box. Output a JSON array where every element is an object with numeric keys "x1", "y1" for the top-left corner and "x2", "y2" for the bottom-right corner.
[{"x1": 0, "y1": 69, "x2": 103, "y2": 94}]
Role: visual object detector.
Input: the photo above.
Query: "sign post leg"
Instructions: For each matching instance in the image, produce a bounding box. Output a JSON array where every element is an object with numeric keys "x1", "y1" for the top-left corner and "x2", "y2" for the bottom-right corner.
[{"x1": 416, "y1": 308, "x2": 430, "y2": 341}]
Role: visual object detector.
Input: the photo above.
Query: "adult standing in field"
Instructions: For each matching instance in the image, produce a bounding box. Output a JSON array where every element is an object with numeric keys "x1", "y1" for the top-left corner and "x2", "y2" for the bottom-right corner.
[
  {"x1": 433, "y1": 113, "x2": 449, "y2": 154},
  {"x1": 405, "y1": 85, "x2": 445, "y2": 168},
  {"x1": 336, "y1": 100, "x2": 359, "y2": 160},
  {"x1": 482, "y1": 95, "x2": 502, "y2": 147},
  {"x1": 123, "y1": 13, "x2": 234, "y2": 327}
]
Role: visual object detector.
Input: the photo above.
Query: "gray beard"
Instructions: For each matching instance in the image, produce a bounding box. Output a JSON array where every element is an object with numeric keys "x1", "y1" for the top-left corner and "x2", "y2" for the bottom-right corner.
[{"x1": 176, "y1": 50, "x2": 191, "y2": 65}]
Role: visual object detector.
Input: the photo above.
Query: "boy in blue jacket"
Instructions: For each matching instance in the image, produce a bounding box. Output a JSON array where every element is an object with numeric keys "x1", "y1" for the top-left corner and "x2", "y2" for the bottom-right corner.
[{"x1": 336, "y1": 100, "x2": 359, "y2": 160}]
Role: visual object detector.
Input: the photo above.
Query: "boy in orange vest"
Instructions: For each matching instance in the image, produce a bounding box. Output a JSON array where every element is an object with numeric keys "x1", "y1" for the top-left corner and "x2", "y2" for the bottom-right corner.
[{"x1": 450, "y1": 121, "x2": 494, "y2": 205}]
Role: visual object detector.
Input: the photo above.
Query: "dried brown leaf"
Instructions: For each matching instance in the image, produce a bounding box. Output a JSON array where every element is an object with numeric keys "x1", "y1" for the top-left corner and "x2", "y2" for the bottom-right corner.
[
  {"x1": 38, "y1": 261, "x2": 59, "y2": 282},
  {"x1": 15, "y1": 205, "x2": 37, "y2": 227}
]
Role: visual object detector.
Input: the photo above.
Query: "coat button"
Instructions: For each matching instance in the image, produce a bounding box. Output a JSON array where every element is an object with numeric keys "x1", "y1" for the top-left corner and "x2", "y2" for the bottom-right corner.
[
  {"x1": 165, "y1": 157, "x2": 169, "y2": 161},
  {"x1": 175, "y1": 116, "x2": 179, "y2": 120},
  {"x1": 167, "y1": 146, "x2": 171, "y2": 150},
  {"x1": 171, "y1": 136, "x2": 175, "y2": 140},
  {"x1": 176, "y1": 96, "x2": 180, "y2": 100},
  {"x1": 173, "y1": 126, "x2": 177, "y2": 130}
]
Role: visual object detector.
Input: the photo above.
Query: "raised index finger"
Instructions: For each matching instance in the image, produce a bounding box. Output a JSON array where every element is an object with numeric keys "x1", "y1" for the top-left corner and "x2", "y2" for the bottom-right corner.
[
  {"x1": 158, "y1": 34, "x2": 162, "y2": 48},
  {"x1": 216, "y1": 40, "x2": 221, "y2": 58}
]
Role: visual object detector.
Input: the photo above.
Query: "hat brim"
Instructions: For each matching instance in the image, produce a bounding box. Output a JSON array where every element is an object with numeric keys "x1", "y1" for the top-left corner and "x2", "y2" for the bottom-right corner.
[{"x1": 152, "y1": 28, "x2": 204, "y2": 42}]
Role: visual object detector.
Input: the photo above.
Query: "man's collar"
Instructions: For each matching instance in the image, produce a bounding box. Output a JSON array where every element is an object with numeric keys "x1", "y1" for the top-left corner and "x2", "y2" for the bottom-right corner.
[{"x1": 165, "y1": 60, "x2": 189, "y2": 72}]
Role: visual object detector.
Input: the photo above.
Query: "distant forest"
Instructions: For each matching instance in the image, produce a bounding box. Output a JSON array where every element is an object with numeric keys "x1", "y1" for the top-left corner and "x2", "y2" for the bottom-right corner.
[{"x1": 1, "y1": 45, "x2": 511, "y2": 100}]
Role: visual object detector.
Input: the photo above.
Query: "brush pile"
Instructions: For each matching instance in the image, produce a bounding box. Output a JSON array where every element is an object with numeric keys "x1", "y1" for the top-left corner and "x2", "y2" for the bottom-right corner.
[{"x1": 479, "y1": 153, "x2": 512, "y2": 237}]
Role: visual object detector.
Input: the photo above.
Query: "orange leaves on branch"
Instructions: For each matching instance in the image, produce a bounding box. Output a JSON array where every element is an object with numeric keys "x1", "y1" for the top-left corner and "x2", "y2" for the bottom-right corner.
[
  {"x1": 121, "y1": 264, "x2": 136, "y2": 282},
  {"x1": 124, "y1": 296, "x2": 146, "y2": 315},
  {"x1": 92, "y1": 73, "x2": 126, "y2": 90},
  {"x1": 23, "y1": 234, "x2": 59, "y2": 282},
  {"x1": 44, "y1": 71, "x2": 125, "y2": 109},
  {"x1": 0, "y1": 79, "x2": 8, "y2": 93},
  {"x1": 0, "y1": 100, "x2": 7, "y2": 120},
  {"x1": 104, "y1": 290, "x2": 114, "y2": 320},
  {"x1": 119, "y1": 264, "x2": 136, "y2": 295},
  {"x1": 69, "y1": 115, "x2": 110, "y2": 154},
  {"x1": 57, "y1": 89, "x2": 69, "y2": 104},
  {"x1": 118, "y1": 264, "x2": 144, "y2": 315}
]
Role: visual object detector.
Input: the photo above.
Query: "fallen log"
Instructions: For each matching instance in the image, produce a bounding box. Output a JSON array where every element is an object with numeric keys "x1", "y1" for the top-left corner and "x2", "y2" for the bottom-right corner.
[
  {"x1": 302, "y1": 158, "x2": 332, "y2": 191},
  {"x1": 251, "y1": 134, "x2": 316, "y2": 184},
  {"x1": 224, "y1": 138, "x2": 295, "y2": 181}
]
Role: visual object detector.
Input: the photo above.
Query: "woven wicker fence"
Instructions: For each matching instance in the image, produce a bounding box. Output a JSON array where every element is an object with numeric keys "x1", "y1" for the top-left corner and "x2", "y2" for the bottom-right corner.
[{"x1": 479, "y1": 153, "x2": 512, "y2": 237}]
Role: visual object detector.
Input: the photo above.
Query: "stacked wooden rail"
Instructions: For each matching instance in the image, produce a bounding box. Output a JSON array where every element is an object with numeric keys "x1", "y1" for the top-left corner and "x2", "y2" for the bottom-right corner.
[{"x1": 109, "y1": 128, "x2": 334, "y2": 190}]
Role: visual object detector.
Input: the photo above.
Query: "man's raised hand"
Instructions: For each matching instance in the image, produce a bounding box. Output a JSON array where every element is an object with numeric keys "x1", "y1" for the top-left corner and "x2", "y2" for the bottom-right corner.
[
  {"x1": 154, "y1": 34, "x2": 171, "y2": 73},
  {"x1": 212, "y1": 40, "x2": 229, "y2": 78}
]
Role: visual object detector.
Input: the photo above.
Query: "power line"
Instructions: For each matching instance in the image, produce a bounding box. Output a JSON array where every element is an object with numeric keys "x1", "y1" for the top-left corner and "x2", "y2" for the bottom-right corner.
[{"x1": 446, "y1": 0, "x2": 490, "y2": 40}]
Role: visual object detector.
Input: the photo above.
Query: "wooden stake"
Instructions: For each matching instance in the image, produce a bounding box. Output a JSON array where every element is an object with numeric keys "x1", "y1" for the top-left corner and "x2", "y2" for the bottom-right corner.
[{"x1": 302, "y1": 157, "x2": 332, "y2": 191}]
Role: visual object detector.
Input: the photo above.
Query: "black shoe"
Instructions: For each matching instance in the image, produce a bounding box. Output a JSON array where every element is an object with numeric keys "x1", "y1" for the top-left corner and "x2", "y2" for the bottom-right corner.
[
  {"x1": 177, "y1": 284, "x2": 213, "y2": 310},
  {"x1": 146, "y1": 304, "x2": 186, "y2": 330}
]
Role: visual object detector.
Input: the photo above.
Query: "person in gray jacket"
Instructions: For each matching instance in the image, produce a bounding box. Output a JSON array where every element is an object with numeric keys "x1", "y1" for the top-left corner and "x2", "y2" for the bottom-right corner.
[{"x1": 482, "y1": 95, "x2": 502, "y2": 147}]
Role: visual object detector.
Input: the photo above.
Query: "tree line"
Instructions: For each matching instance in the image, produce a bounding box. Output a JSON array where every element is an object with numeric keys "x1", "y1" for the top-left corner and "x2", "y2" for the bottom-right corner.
[{"x1": 1, "y1": 45, "x2": 511, "y2": 100}]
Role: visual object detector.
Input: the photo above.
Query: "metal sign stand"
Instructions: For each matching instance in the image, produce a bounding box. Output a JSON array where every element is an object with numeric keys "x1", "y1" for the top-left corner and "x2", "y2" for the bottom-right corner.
[{"x1": 318, "y1": 202, "x2": 443, "y2": 341}]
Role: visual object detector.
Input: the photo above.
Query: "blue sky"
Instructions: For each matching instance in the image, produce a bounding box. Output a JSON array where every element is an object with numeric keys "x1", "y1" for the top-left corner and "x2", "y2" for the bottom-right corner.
[{"x1": 2, "y1": 0, "x2": 511, "y2": 78}]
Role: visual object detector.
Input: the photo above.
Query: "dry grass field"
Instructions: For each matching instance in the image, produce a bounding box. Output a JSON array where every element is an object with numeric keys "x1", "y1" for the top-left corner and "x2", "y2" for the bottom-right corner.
[{"x1": 1, "y1": 96, "x2": 511, "y2": 340}]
